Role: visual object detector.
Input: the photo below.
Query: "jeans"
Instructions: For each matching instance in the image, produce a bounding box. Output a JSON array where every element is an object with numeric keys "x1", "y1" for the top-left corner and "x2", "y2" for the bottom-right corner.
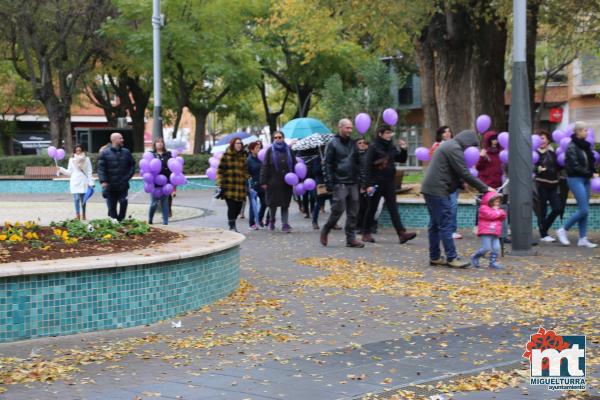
[
  {"x1": 537, "y1": 184, "x2": 561, "y2": 237},
  {"x1": 363, "y1": 182, "x2": 405, "y2": 235},
  {"x1": 476, "y1": 234, "x2": 500, "y2": 255},
  {"x1": 424, "y1": 194, "x2": 457, "y2": 261},
  {"x1": 310, "y1": 192, "x2": 332, "y2": 225},
  {"x1": 323, "y1": 183, "x2": 359, "y2": 241},
  {"x1": 248, "y1": 187, "x2": 267, "y2": 226},
  {"x1": 564, "y1": 177, "x2": 590, "y2": 238},
  {"x1": 73, "y1": 193, "x2": 85, "y2": 215},
  {"x1": 105, "y1": 190, "x2": 128, "y2": 221},
  {"x1": 269, "y1": 206, "x2": 289, "y2": 225},
  {"x1": 449, "y1": 190, "x2": 459, "y2": 233},
  {"x1": 149, "y1": 194, "x2": 169, "y2": 225}
]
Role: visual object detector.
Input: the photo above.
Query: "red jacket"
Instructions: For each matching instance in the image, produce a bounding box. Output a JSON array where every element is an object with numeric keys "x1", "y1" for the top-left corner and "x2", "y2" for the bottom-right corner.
[
  {"x1": 477, "y1": 192, "x2": 507, "y2": 237},
  {"x1": 476, "y1": 131, "x2": 503, "y2": 189}
]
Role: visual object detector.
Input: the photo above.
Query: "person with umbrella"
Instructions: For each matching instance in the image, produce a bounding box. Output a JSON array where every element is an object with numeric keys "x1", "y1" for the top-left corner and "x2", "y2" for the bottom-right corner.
[
  {"x1": 217, "y1": 138, "x2": 249, "y2": 232},
  {"x1": 260, "y1": 131, "x2": 296, "y2": 232},
  {"x1": 58, "y1": 143, "x2": 94, "y2": 220},
  {"x1": 556, "y1": 121, "x2": 598, "y2": 248},
  {"x1": 534, "y1": 130, "x2": 561, "y2": 242},
  {"x1": 148, "y1": 137, "x2": 172, "y2": 225}
]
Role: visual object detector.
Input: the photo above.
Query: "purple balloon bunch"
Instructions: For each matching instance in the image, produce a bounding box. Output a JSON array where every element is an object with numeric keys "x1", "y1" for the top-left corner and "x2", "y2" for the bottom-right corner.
[
  {"x1": 47, "y1": 146, "x2": 65, "y2": 161},
  {"x1": 284, "y1": 159, "x2": 316, "y2": 196},
  {"x1": 140, "y1": 151, "x2": 184, "y2": 198},
  {"x1": 206, "y1": 152, "x2": 223, "y2": 181},
  {"x1": 415, "y1": 147, "x2": 430, "y2": 162}
]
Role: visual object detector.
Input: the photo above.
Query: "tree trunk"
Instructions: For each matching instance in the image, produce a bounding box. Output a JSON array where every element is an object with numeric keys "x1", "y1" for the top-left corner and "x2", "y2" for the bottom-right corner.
[
  {"x1": 191, "y1": 109, "x2": 208, "y2": 154},
  {"x1": 415, "y1": 5, "x2": 507, "y2": 137},
  {"x1": 172, "y1": 105, "x2": 184, "y2": 139},
  {"x1": 295, "y1": 87, "x2": 312, "y2": 118},
  {"x1": 414, "y1": 35, "x2": 439, "y2": 144},
  {"x1": 123, "y1": 75, "x2": 150, "y2": 153}
]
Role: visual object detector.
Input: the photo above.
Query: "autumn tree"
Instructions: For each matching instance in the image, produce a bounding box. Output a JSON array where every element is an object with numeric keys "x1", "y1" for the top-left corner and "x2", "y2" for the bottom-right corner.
[{"x1": 0, "y1": 0, "x2": 114, "y2": 150}]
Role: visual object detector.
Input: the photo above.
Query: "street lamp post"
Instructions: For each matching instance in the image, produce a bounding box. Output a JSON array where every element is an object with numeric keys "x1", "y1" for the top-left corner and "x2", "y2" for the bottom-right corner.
[
  {"x1": 152, "y1": 0, "x2": 163, "y2": 140},
  {"x1": 508, "y1": 0, "x2": 533, "y2": 252}
]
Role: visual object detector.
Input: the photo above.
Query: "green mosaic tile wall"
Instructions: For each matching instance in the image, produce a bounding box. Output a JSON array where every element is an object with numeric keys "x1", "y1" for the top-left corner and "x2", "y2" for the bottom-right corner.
[
  {"x1": 0, "y1": 247, "x2": 240, "y2": 342},
  {"x1": 379, "y1": 203, "x2": 600, "y2": 231}
]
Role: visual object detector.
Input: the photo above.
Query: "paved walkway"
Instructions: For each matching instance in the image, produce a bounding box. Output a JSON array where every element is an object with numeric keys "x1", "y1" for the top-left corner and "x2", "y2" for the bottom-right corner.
[{"x1": 0, "y1": 190, "x2": 598, "y2": 400}]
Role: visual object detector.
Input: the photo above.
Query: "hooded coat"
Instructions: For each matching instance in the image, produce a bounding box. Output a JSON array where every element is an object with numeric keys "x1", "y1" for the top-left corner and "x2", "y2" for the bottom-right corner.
[
  {"x1": 477, "y1": 192, "x2": 507, "y2": 237},
  {"x1": 421, "y1": 130, "x2": 489, "y2": 197},
  {"x1": 475, "y1": 131, "x2": 503, "y2": 189}
]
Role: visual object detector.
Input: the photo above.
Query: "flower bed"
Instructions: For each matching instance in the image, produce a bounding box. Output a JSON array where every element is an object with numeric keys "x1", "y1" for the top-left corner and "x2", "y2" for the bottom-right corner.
[{"x1": 0, "y1": 219, "x2": 182, "y2": 264}]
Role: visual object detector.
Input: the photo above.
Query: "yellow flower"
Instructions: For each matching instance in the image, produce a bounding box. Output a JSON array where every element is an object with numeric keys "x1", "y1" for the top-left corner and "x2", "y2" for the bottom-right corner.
[
  {"x1": 0, "y1": 234, "x2": 6, "y2": 241},
  {"x1": 53, "y1": 229, "x2": 62, "y2": 236},
  {"x1": 8, "y1": 234, "x2": 22, "y2": 242},
  {"x1": 14, "y1": 221, "x2": 21, "y2": 227},
  {"x1": 62, "y1": 231, "x2": 69, "y2": 239},
  {"x1": 102, "y1": 234, "x2": 112, "y2": 240},
  {"x1": 65, "y1": 238, "x2": 78, "y2": 245},
  {"x1": 25, "y1": 232, "x2": 34, "y2": 240},
  {"x1": 24, "y1": 221, "x2": 37, "y2": 229},
  {"x1": 41, "y1": 245, "x2": 50, "y2": 251},
  {"x1": 32, "y1": 232, "x2": 39, "y2": 240}
]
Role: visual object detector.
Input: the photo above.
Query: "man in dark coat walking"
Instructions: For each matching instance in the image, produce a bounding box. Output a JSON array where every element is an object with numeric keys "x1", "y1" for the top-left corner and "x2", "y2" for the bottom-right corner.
[
  {"x1": 421, "y1": 130, "x2": 494, "y2": 268},
  {"x1": 97, "y1": 132, "x2": 135, "y2": 221},
  {"x1": 320, "y1": 118, "x2": 365, "y2": 247}
]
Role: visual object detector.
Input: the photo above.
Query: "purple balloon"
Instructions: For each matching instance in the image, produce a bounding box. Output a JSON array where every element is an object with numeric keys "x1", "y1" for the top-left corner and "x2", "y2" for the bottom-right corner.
[
  {"x1": 139, "y1": 158, "x2": 150, "y2": 172},
  {"x1": 47, "y1": 146, "x2": 57, "y2": 158},
  {"x1": 355, "y1": 113, "x2": 371, "y2": 134},
  {"x1": 162, "y1": 183, "x2": 174, "y2": 196},
  {"x1": 476, "y1": 114, "x2": 492, "y2": 133},
  {"x1": 497, "y1": 132, "x2": 509, "y2": 149},
  {"x1": 464, "y1": 146, "x2": 480, "y2": 168},
  {"x1": 214, "y1": 152, "x2": 224, "y2": 159},
  {"x1": 303, "y1": 178, "x2": 316, "y2": 191},
  {"x1": 469, "y1": 167, "x2": 478, "y2": 177},
  {"x1": 55, "y1": 148, "x2": 65, "y2": 161},
  {"x1": 143, "y1": 182, "x2": 154, "y2": 193},
  {"x1": 143, "y1": 172, "x2": 154, "y2": 183},
  {"x1": 171, "y1": 150, "x2": 179, "y2": 158},
  {"x1": 258, "y1": 149, "x2": 267, "y2": 162},
  {"x1": 168, "y1": 158, "x2": 183, "y2": 174},
  {"x1": 154, "y1": 174, "x2": 167, "y2": 186},
  {"x1": 149, "y1": 158, "x2": 162, "y2": 174},
  {"x1": 293, "y1": 183, "x2": 305, "y2": 196},
  {"x1": 531, "y1": 134, "x2": 541, "y2": 150},
  {"x1": 560, "y1": 137, "x2": 571, "y2": 150},
  {"x1": 557, "y1": 152, "x2": 566, "y2": 167},
  {"x1": 284, "y1": 172, "x2": 299, "y2": 186},
  {"x1": 152, "y1": 187, "x2": 163, "y2": 198},
  {"x1": 552, "y1": 129, "x2": 565, "y2": 143},
  {"x1": 532, "y1": 151, "x2": 540, "y2": 164},
  {"x1": 294, "y1": 163, "x2": 307, "y2": 180},
  {"x1": 591, "y1": 177, "x2": 600, "y2": 193},
  {"x1": 205, "y1": 168, "x2": 217, "y2": 181},
  {"x1": 565, "y1": 124, "x2": 574, "y2": 136},
  {"x1": 556, "y1": 147, "x2": 564, "y2": 156},
  {"x1": 382, "y1": 108, "x2": 398, "y2": 126},
  {"x1": 209, "y1": 157, "x2": 220, "y2": 168},
  {"x1": 296, "y1": 157, "x2": 305, "y2": 164},
  {"x1": 415, "y1": 147, "x2": 430, "y2": 162},
  {"x1": 171, "y1": 173, "x2": 186, "y2": 186},
  {"x1": 143, "y1": 152, "x2": 154, "y2": 161},
  {"x1": 176, "y1": 156, "x2": 184, "y2": 165},
  {"x1": 499, "y1": 150, "x2": 509, "y2": 164}
]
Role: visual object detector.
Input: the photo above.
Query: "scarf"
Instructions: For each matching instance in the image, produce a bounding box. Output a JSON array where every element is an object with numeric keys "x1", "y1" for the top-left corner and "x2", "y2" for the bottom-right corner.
[
  {"x1": 73, "y1": 153, "x2": 87, "y2": 172},
  {"x1": 271, "y1": 141, "x2": 293, "y2": 172}
]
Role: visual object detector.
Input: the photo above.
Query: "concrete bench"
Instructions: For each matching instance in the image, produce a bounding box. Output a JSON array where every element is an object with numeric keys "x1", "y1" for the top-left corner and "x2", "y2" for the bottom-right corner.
[{"x1": 24, "y1": 166, "x2": 58, "y2": 180}]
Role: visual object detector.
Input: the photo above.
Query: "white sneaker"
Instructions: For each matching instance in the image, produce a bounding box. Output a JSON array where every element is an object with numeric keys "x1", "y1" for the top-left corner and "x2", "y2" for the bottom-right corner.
[
  {"x1": 452, "y1": 232, "x2": 463, "y2": 239},
  {"x1": 540, "y1": 235, "x2": 556, "y2": 242},
  {"x1": 472, "y1": 227, "x2": 478, "y2": 235},
  {"x1": 577, "y1": 237, "x2": 598, "y2": 248},
  {"x1": 556, "y1": 228, "x2": 570, "y2": 246}
]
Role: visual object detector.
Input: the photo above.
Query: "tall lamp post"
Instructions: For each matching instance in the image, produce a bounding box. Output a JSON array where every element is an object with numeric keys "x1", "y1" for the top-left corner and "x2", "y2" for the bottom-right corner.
[
  {"x1": 152, "y1": 0, "x2": 164, "y2": 140},
  {"x1": 508, "y1": 0, "x2": 533, "y2": 252}
]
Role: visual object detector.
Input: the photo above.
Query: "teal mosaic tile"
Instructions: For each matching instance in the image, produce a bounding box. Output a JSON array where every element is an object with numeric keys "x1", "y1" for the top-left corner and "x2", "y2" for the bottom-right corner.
[
  {"x1": 0, "y1": 247, "x2": 240, "y2": 342},
  {"x1": 379, "y1": 203, "x2": 600, "y2": 231}
]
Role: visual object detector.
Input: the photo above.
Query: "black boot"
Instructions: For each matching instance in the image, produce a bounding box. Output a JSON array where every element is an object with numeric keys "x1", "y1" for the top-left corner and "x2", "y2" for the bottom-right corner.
[{"x1": 228, "y1": 220, "x2": 238, "y2": 232}]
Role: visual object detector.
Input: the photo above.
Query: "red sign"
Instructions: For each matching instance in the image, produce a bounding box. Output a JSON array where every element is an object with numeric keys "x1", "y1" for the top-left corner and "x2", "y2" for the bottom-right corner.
[{"x1": 549, "y1": 108, "x2": 563, "y2": 123}]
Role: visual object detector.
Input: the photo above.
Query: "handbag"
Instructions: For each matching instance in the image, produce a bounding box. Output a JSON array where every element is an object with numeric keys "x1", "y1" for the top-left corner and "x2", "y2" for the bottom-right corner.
[
  {"x1": 213, "y1": 186, "x2": 223, "y2": 199},
  {"x1": 316, "y1": 184, "x2": 330, "y2": 197}
]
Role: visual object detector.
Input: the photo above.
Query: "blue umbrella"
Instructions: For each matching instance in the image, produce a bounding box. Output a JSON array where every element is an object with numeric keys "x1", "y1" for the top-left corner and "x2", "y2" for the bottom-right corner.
[
  {"x1": 215, "y1": 131, "x2": 251, "y2": 146},
  {"x1": 281, "y1": 118, "x2": 332, "y2": 139}
]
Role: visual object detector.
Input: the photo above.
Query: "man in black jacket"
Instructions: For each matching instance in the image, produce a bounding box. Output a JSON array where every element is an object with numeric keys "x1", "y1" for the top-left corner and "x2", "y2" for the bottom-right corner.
[
  {"x1": 362, "y1": 124, "x2": 417, "y2": 244},
  {"x1": 320, "y1": 119, "x2": 365, "y2": 247},
  {"x1": 97, "y1": 132, "x2": 135, "y2": 221}
]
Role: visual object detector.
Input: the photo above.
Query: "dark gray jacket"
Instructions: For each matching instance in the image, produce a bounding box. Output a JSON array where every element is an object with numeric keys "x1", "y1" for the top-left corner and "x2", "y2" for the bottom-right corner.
[
  {"x1": 323, "y1": 135, "x2": 364, "y2": 187},
  {"x1": 421, "y1": 130, "x2": 489, "y2": 197}
]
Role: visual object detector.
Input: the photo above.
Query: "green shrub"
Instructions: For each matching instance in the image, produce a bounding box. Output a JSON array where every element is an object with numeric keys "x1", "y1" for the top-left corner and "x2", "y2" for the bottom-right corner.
[{"x1": 0, "y1": 152, "x2": 210, "y2": 176}]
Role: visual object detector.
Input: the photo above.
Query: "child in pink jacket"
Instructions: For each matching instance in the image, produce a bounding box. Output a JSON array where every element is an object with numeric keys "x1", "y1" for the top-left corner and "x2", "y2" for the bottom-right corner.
[{"x1": 471, "y1": 192, "x2": 507, "y2": 268}]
